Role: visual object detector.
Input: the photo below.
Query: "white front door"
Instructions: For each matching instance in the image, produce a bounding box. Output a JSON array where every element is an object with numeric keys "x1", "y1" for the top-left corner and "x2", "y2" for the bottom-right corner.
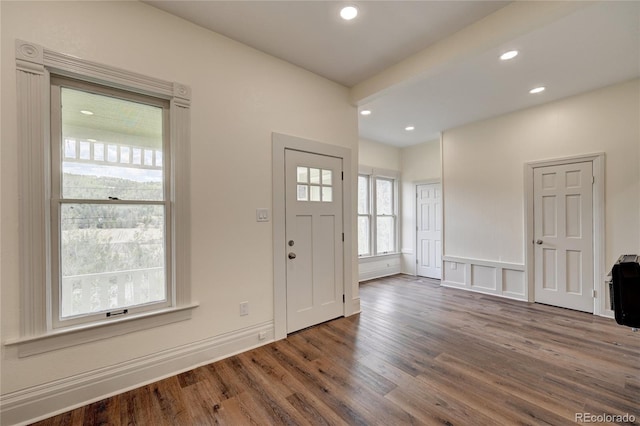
[
  {"x1": 534, "y1": 162, "x2": 594, "y2": 312},
  {"x1": 285, "y1": 149, "x2": 344, "y2": 333},
  {"x1": 416, "y1": 183, "x2": 442, "y2": 279}
]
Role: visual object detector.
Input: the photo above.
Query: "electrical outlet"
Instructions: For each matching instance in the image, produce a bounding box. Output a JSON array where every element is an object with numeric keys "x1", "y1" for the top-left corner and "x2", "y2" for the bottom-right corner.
[
  {"x1": 240, "y1": 301, "x2": 249, "y2": 316},
  {"x1": 258, "y1": 331, "x2": 267, "y2": 340},
  {"x1": 450, "y1": 262, "x2": 457, "y2": 270}
]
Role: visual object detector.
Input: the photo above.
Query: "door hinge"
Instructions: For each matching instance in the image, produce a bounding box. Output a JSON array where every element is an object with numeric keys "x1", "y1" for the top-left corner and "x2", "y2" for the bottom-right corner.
[
  {"x1": 343, "y1": 294, "x2": 345, "y2": 303},
  {"x1": 342, "y1": 233, "x2": 344, "y2": 242},
  {"x1": 341, "y1": 171, "x2": 344, "y2": 181},
  {"x1": 416, "y1": 259, "x2": 419, "y2": 265},
  {"x1": 592, "y1": 176, "x2": 595, "y2": 184},
  {"x1": 592, "y1": 290, "x2": 597, "y2": 298}
]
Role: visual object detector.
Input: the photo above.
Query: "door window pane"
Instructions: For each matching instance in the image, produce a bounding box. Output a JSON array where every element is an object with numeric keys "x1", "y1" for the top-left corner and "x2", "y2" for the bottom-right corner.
[
  {"x1": 322, "y1": 187, "x2": 332, "y2": 202},
  {"x1": 309, "y1": 168, "x2": 321, "y2": 184},
  {"x1": 60, "y1": 203, "x2": 166, "y2": 318},
  {"x1": 297, "y1": 167, "x2": 308, "y2": 183},
  {"x1": 297, "y1": 185, "x2": 308, "y2": 201},
  {"x1": 322, "y1": 169, "x2": 332, "y2": 185},
  {"x1": 310, "y1": 185, "x2": 321, "y2": 201}
]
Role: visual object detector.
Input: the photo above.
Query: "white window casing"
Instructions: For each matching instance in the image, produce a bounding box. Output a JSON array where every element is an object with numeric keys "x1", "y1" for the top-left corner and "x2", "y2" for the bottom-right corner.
[{"x1": 7, "y1": 40, "x2": 197, "y2": 357}]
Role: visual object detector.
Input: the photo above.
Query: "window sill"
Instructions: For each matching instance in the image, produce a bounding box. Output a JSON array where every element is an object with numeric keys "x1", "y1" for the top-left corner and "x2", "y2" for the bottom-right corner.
[
  {"x1": 358, "y1": 252, "x2": 401, "y2": 261},
  {"x1": 4, "y1": 303, "x2": 199, "y2": 358}
]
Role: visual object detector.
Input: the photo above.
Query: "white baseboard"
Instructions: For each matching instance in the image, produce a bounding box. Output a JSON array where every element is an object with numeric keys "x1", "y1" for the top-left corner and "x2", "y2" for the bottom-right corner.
[
  {"x1": 0, "y1": 321, "x2": 274, "y2": 426},
  {"x1": 349, "y1": 297, "x2": 361, "y2": 315}
]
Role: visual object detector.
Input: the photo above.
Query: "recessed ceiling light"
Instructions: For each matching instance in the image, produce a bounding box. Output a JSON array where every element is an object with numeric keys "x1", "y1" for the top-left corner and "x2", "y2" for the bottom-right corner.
[
  {"x1": 529, "y1": 86, "x2": 546, "y2": 94},
  {"x1": 405, "y1": 126, "x2": 415, "y2": 131},
  {"x1": 500, "y1": 50, "x2": 519, "y2": 61},
  {"x1": 80, "y1": 110, "x2": 94, "y2": 115},
  {"x1": 87, "y1": 139, "x2": 97, "y2": 142},
  {"x1": 360, "y1": 110, "x2": 371, "y2": 116},
  {"x1": 340, "y1": 6, "x2": 358, "y2": 21}
]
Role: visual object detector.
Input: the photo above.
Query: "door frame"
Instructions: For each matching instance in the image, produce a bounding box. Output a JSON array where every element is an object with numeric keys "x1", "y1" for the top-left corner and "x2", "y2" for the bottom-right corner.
[
  {"x1": 272, "y1": 133, "x2": 354, "y2": 340},
  {"x1": 414, "y1": 179, "x2": 442, "y2": 278},
  {"x1": 524, "y1": 152, "x2": 606, "y2": 316}
]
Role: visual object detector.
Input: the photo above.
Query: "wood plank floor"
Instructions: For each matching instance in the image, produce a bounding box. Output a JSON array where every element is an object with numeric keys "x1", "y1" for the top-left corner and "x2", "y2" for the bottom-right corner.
[{"x1": 33, "y1": 275, "x2": 640, "y2": 425}]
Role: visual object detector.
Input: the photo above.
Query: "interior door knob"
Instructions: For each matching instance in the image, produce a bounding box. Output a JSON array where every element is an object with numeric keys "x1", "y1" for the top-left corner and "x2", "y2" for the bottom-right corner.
[
  {"x1": 536, "y1": 239, "x2": 543, "y2": 245},
  {"x1": 288, "y1": 252, "x2": 296, "y2": 259}
]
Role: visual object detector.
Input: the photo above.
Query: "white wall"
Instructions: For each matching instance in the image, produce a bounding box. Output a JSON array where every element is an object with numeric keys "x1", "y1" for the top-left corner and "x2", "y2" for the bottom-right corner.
[
  {"x1": 357, "y1": 138, "x2": 401, "y2": 280},
  {"x1": 400, "y1": 140, "x2": 441, "y2": 274},
  {"x1": 0, "y1": 1, "x2": 357, "y2": 421},
  {"x1": 442, "y1": 79, "x2": 640, "y2": 300},
  {"x1": 358, "y1": 138, "x2": 401, "y2": 171}
]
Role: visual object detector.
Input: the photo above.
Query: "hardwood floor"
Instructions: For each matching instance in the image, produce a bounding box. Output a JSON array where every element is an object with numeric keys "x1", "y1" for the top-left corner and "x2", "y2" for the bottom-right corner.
[{"x1": 33, "y1": 275, "x2": 640, "y2": 425}]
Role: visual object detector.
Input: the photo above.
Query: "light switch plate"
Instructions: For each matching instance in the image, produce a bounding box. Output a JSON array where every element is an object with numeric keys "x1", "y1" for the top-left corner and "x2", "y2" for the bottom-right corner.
[{"x1": 256, "y1": 208, "x2": 269, "y2": 222}]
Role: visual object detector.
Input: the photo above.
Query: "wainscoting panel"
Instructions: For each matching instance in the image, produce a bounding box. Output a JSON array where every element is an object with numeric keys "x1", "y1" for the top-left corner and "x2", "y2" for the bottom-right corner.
[
  {"x1": 359, "y1": 254, "x2": 402, "y2": 282},
  {"x1": 442, "y1": 256, "x2": 526, "y2": 301},
  {"x1": 471, "y1": 265, "x2": 497, "y2": 291}
]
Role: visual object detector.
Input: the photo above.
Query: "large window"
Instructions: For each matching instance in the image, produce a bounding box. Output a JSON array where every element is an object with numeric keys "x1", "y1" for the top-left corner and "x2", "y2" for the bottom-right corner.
[
  {"x1": 51, "y1": 77, "x2": 171, "y2": 327},
  {"x1": 13, "y1": 40, "x2": 193, "y2": 355},
  {"x1": 358, "y1": 170, "x2": 398, "y2": 256}
]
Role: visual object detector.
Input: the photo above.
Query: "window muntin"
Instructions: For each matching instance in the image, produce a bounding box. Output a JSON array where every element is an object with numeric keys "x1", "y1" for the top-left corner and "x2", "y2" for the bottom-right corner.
[
  {"x1": 297, "y1": 166, "x2": 333, "y2": 202},
  {"x1": 51, "y1": 77, "x2": 171, "y2": 326}
]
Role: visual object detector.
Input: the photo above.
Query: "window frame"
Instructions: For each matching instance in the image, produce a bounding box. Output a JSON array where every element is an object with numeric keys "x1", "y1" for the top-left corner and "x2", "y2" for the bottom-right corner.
[
  {"x1": 8, "y1": 39, "x2": 196, "y2": 357},
  {"x1": 50, "y1": 76, "x2": 173, "y2": 328},
  {"x1": 374, "y1": 176, "x2": 397, "y2": 255},
  {"x1": 358, "y1": 166, "x2": 399, "y2": 257},
  {"x1": 357, "y1": 174, "x2": 371, "y2": 256}
]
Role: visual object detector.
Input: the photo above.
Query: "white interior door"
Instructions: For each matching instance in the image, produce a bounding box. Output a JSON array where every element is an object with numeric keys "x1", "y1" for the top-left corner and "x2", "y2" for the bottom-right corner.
[
  {"x1": 416, "y1": 183, "x2": 442, "y2": 279},
  {"x1": 534, "y1": 162, "x2": 594, "y2": 312},
  {"x1": 285, "y1": 149, "x2": 344, "y2": 333}
]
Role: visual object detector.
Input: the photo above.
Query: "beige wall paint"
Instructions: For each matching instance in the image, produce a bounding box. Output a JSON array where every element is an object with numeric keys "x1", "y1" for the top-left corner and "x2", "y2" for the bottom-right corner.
[
  {"x1": 400, "y1": 140, "x2": 441, "y2": 273},
  {"x1": 359, "y1": 138, "x2": 401, "y2": 171},
  {"x1": 443, "y1": 79, "x2": 640, "y2": 269},
  {"x1": 1, "y1": 1, "x2": 357, "y2": 395}
]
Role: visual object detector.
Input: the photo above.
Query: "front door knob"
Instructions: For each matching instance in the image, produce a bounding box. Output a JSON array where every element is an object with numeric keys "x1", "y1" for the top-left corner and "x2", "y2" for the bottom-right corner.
[
  {"x1": 536, "y1": 239, "x2": 543, "y2": 245},
  {"x1": 288, "y1": 252, "x2": 296, "y2": 259}
]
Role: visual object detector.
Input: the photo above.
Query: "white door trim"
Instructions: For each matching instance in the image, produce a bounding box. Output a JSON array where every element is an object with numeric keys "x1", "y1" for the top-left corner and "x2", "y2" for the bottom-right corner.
[
  {"x1": 524, "y1": 152, "x2": 606, "y2": 316},
  {"x1": 272, "y1": 133, "x2": 354, "y2": 340}
]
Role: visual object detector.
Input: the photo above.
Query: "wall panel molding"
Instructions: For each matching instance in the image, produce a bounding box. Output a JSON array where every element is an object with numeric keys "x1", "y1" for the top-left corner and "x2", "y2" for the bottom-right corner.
[{"x1": 442, "y1": 256, "x2": 526, "y2": 301}]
